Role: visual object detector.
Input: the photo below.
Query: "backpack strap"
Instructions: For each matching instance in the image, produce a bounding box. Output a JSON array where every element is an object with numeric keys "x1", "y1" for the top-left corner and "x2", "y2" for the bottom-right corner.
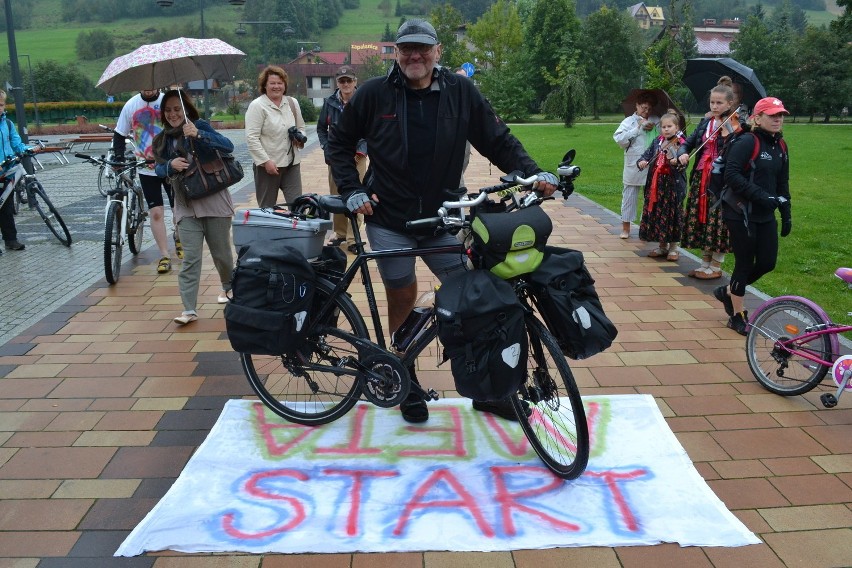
[{"x1": 744, "y1": 132, "x2": 760, "y2": 176}]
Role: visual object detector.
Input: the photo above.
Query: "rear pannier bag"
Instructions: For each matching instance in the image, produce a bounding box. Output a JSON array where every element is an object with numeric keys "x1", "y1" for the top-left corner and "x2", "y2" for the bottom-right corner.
[
  {"x1": 470, "y1": 205, "x2": 553, "y2": 280},
  {"x1": 435, "y1": 270, "x2": 527, "y2": 401},
  {"x1": 225, "y1": 242, "x2": 315, "y2": 356},
  {"x1": 529, "y1": 246, "x2": 617, "y2": 360}
]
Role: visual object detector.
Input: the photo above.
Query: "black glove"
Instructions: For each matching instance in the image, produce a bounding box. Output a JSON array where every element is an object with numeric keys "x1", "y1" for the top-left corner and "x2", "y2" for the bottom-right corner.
[
  {"x1": 780, "y1": 201, "x2": 792, "y2": 237},
  {"x1": 755, "y1": 192, "x2": 779, "y2": 211}
]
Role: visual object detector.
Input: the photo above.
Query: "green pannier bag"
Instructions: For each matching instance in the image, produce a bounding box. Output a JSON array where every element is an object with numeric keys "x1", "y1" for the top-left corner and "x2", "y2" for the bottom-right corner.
[{"x1": 470, "y1": 205, "x2": 553, "y2": 279}]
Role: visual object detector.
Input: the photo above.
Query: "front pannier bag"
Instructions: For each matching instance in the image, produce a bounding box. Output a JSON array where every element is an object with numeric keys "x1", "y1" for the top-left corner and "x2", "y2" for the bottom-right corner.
[
  {"x1": 470, "y1": 205, "x2": 553, "y2": 279},
  {"x1": 225, "y1": 242, "x2": 315, "y2": 356},
  {"x1": 529, "y1": 246, "x2": 617, "y2": 359},
  {"x1": 435, "y1": 270, "x2": 527, "y2": 401}
]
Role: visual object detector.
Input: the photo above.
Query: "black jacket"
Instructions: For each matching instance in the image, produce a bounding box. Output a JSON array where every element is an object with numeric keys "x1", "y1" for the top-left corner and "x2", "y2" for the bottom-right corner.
[
  {"x1": 326, "y1": 64, "x2": 542, "y2": 232},
  {"x1": 723, "y1": 128, "x2": 790, "y2": 223},
  {"x1": 316, "y1": 89, "x2": 367, "y2": 163}
]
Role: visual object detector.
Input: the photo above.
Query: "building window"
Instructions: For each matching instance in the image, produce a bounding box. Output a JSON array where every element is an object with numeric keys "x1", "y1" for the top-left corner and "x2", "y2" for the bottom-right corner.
[
  {"x1": 321, "y1": 77, "x2": 332, "y2": 89},
  {"x1": 382, "y1": 45, "x2": 394, "y2": 54}
]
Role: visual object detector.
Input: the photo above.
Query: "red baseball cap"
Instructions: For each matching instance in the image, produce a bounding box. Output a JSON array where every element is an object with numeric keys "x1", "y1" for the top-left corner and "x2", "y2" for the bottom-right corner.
[{"x1": 751, "y1": 97, "x2": 789, "y2": 118}]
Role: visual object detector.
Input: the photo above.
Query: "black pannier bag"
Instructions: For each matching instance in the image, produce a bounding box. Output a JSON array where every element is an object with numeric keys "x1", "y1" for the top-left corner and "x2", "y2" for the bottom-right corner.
[
  {"x1": 224, "y1": 242, "x2": 315, "y2": 356},
  {"x1": 470, "y1": 204, "x2": 553, "y2": 280},
  {"x1": 529, "y1": 246, "x2": 617, "y2": 360},
  {"x1": 435, "y1": 270, "x2": 527, "y2": 401}
]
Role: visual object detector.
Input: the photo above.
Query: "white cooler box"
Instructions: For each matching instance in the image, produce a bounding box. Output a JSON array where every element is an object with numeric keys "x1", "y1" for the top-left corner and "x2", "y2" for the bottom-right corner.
[{"x1": 233, "y1": 208, "x2": 332, "y2": 259}]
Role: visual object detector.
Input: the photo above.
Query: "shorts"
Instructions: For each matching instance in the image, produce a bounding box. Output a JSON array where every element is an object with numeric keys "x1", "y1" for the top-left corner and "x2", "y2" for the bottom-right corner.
[
  {"x1": 140, "y1": 174, "x2": 173, "y2": 209},
  {"x1": 365, "y1": 223, "x2": 468, "y2": 289}
]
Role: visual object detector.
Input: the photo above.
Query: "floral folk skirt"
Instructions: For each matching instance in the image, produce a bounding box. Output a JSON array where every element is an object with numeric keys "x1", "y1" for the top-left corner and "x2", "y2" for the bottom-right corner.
[
  {"x1": 638, "y1": 175, "x2": 683, "y2": 244},
  {"x1": 680, "y1": 174, "x2": 731, "y2": 253}
]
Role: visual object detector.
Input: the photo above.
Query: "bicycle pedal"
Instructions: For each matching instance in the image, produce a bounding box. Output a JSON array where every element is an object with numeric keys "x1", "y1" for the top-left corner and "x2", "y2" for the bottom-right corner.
[{"x1": 425, "y1": 389, "x2": 439, "y2": 401}]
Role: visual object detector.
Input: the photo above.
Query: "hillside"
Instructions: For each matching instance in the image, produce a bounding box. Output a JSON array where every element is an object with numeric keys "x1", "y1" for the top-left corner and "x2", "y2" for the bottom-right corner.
[{"x1": 3, "y1": 0, "x2": 842, "y2": 85}]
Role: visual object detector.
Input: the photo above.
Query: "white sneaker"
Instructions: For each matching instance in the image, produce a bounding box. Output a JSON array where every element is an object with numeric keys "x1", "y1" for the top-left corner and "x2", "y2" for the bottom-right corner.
[
  {"x1": 217, "y1": 291, "x2": 230, "y2": 304},
  {"x1": 174, "y1": 311, "x2": 198, "y2": 325}
]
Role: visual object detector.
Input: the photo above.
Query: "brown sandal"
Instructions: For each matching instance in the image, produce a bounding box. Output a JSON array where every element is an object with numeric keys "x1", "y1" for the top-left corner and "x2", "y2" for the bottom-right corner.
[
  {"x1": 666, "y1": 250, "x2": 680, "y2": 261},
  {"x1": 647, "y1": 247, "x2": 669, "y2": 258}
]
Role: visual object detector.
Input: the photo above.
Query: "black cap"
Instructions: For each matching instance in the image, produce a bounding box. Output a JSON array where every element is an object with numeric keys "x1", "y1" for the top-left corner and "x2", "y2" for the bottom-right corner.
[{"x1": 396, "y1": 19, "x2": 438, "y2": 45}]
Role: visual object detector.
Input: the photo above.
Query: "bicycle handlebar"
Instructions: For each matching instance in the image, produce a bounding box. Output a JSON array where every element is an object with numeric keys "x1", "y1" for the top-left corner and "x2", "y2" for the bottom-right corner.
[{"x1": 75, "y1": 152, "x2": 152, "y2": 168}]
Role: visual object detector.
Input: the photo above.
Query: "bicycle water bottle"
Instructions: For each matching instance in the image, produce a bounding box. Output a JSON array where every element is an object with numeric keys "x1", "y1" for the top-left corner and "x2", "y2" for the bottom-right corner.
[{"x1": 391, "y1": 290, "x2": 435, "y2": 353}]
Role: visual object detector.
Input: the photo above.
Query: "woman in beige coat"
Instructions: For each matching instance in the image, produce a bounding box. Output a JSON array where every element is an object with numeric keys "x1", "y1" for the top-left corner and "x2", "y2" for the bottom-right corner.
[{"x1": 245, "y1": 65, "x2": 306, "y2": 208}]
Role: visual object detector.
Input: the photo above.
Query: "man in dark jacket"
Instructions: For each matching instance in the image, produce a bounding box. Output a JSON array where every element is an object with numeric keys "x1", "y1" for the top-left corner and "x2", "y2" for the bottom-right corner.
[
  {"x1": 327, "y1": 18, "x2": 558, "y2": 423},
  {"x1": 317, "y1": 66, "x2": 367, "y2": 253}
]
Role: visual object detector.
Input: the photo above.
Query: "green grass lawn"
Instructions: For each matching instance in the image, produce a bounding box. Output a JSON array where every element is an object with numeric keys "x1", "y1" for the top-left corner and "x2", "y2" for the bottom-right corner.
[{"x1": 510, "y1": 122, "x2": 852, "y2": 325}]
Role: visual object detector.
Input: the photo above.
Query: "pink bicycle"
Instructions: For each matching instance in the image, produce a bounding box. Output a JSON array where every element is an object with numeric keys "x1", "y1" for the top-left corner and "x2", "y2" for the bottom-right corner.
[{"x1": 746, "y1": 268, "x2": 852, "y2": 408}]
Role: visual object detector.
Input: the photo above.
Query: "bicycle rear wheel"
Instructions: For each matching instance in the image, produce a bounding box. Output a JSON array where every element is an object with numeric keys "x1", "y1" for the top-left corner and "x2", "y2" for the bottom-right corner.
[
  {"x1": 746, "y1": 299, "x2": 831, "y2": 395},
  {"x1": 241, "y1": 278, "x2": 368, "y2": 426},
  {"x1": 29, "y1": 181, "x2": 72, "y2": 246},
  {"x1": 511, "y1": 316, "x2": 589, "y2": 480},
  {"x1": 127, "y1": 185, "x2": 145, "y2": 255},
  {"x1": 104, "y1": 201, "x2": 123, "y2": 284}
]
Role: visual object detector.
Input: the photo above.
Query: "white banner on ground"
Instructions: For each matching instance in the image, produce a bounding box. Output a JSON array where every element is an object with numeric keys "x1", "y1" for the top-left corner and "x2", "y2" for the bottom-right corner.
[{"x1": 116, "y1": 395, "x2": 759, "y2": 556}]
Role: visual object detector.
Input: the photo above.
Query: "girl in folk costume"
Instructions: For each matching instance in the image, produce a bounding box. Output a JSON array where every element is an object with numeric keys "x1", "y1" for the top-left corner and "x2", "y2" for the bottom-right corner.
[
  {"x1": 676, "y1": 76, "x2": 742, "y2": 279},
  {"x1": 637, "y1": 111, "x2": 687, "y2": 261}
]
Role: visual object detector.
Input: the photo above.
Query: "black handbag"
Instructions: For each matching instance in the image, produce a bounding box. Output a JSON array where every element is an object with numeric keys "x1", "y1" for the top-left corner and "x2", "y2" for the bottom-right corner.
[{"x1": 181, "y1": 136, "x2": 244, "y2": 200}]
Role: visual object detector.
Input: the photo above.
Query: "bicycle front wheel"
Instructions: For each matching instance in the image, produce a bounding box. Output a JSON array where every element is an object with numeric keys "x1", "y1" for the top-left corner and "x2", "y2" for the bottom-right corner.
[
  {"x1": 97, "y1": 165, "x2": 111, "y2": 197},
  {"x1": 241, "y1": 278, "x2": 368, "y2": 426},
  {"x1": 127, "y1": 185, "x2": 146, "y2": 255},
  {"x1": 104, "y1": 201, "x2": 123, "y2": 284},
  {"x1": 746, "y1": 299, "x2": 832, "y2": 395},
  {"x1": 511, "y1": 317, "x2": 589, "y2": 480},
  {"x1": 29, "y1": 181, "x2": 72, "y2": 246}
]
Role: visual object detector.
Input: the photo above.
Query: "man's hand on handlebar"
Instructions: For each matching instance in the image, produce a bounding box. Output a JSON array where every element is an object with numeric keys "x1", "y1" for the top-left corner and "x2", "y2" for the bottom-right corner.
[
  {"x1": 533, "y1": 172, "x2": 559, "y2": 197},
  {"x1": 346, "y1": 191, "x2": 379, "y2": 215}
]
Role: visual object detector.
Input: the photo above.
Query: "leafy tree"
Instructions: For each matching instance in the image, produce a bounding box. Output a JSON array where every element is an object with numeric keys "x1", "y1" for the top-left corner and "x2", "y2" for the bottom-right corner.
[
  {"x1": 382, "y1": 23, "x2": 394, "y2": 42},
  {"x1": 769, "y1": 0, "x2": 808, "y2": 34},
  {"x1": 431, "y1": 3, "x2": 469, "y2": 70},
  {"x1": 76, "y1": 30, "x2": 116, "y2": 61},
  {"x1": 466, "y1": 0, "x2": 523, "y2": 72},
  {"x1": 580, "y1": 6, "x2": 642, "y2": 119},
  {"x1": 677, "y1": 1, "x2": 699, "y2": 60},
  {"x1": 730, "y1": 13, "x2": 796, "y2": 111},
  {"x1": 31, "y1": 60, "x2": 99, "y2": 102},
  {"x1": 477, "y1": 56, "x2": 536, "y2": 122},
  {"x1": 831, "y1": 0, "x2": 852, "y2": 42},
  {"x1": 359, "y1": 54, "x2": 393, "y2": 81},
  {"x1": 644, "y1": 33, "x2": 684, "y2": 96},
  {"x1": 453, "y1": 0, "x2": 495, "y2": 21},
  {"x1": 0, "y1": 0, "x2": 34, "y2": 29},
  {"x1": 541, "y1": 49, "x2": 587, "y2": 126},
  {"x1": 796, "y1": 25, "x2": 851, "y2": 121},
  {"x1": 523, "y1": 0, "x2": 582, "y2": 108}
]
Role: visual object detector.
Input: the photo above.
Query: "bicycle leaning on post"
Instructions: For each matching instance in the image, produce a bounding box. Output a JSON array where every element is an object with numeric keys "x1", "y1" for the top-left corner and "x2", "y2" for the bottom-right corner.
[
  {"x1": 76, "y1": 152, "x2": 150, "y2": 284},
  {"x1": 231, "y1": 150, "x2": 591, "y2": 480},
  {"x1": 0, "y1": 142, "x2": 72, "y2": 247}
]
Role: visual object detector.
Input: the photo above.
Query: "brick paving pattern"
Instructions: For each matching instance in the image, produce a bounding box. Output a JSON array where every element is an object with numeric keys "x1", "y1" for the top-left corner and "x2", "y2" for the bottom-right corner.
[{"x1": 0, "y1": 130, "x2": 850, "y2": 567}]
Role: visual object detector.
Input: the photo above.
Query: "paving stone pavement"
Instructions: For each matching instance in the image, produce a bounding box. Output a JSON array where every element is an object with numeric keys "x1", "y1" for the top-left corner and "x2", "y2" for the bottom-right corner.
[{"x1": 0, "y1": 133, "x2": 850, "y2": 567}]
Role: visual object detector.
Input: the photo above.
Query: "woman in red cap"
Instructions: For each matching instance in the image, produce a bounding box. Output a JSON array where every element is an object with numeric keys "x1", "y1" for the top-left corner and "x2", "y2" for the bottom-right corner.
[{"x1": 714, "y1": 97, "x2": 791, "y2": 335}]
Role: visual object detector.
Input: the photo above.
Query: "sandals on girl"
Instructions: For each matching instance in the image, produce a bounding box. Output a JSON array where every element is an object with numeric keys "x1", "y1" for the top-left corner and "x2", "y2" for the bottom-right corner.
[
  {"x1": 694, "y1": 267, "x2": 723, "y2": 280},
  {"x1": 666, "y1": 250, "x2": 680, "y2": 262},
  {"x1": 157, "y1": 256, "x2": 171, "y2": 274},
  {"x1": 647, "y1": 247, "x2": 669, "y2": 258}
]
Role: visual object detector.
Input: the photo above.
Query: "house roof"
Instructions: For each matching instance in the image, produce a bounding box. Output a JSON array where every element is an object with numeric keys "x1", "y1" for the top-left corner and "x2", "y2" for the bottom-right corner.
[
  {"x1": 647, "y1": 6, "x2": 665, "y2": 21},
  {"x1": 695, "y1": 31, "x2": 736, "y2": 56},
  {"x1": 628, "y1": 3, "x2": 647, "y2": 17}
]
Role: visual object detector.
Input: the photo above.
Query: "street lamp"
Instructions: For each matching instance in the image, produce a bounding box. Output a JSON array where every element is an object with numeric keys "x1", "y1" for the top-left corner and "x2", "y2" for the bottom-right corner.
[
  {"x1": 155, "y1": 0, "x2": 247, "y2": 118},
  {"x1": 3, "y1": 0, "x2": 35, "y2": 175},
  {"x1": 18, "y1": 54, "x2": 40, "y2": 129}
]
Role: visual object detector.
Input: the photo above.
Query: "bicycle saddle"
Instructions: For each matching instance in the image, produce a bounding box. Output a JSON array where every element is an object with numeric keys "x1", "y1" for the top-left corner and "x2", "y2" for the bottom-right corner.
[{"x1": 834, "y1": 267, "x2": 852, "y2": 285}]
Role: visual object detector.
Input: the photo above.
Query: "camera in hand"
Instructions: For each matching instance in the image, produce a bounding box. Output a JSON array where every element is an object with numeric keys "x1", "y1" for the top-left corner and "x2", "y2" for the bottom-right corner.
[{"x1": 288, "y1": 126, "x2": 308, "y2": 145}]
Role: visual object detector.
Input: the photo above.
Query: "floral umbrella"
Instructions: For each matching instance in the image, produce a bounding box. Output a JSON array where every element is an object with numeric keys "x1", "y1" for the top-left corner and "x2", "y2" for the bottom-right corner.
[{"x1": 96, "y1": 37, "x2": 245, "y2": 94}]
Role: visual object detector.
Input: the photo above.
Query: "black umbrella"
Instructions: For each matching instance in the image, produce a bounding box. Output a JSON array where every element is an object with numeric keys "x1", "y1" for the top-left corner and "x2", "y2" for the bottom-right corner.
[
  {"x1": 621, "y1": 88, "x2": 680, "y2": 119},
  {"x1": 683, "y1": 58, "x2": 767, "y2": 111}
]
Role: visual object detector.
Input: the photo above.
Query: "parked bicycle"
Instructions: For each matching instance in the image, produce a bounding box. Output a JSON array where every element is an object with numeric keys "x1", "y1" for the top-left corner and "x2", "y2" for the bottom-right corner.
[
  {"x1": 237, "y1": 151, "x2": 590, "y2": 480},
  {"x1": 76, "y1": 152, "x2": 150, "y2": 284},
  {"x1": 0, "y1": 143, "x2": 72, "y2": 246},
  {"x1": 95, "y1": 124, "x2": 137, "y2": 198},
  {"x1": 746, "y1": 267, "x2": 852, "y2": 408}
]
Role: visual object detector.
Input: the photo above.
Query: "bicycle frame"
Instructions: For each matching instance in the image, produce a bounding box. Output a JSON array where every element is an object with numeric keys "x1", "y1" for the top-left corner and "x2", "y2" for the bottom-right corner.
[{"x1": 0, "y1": 164, "x2": 25, "y2": 209}]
